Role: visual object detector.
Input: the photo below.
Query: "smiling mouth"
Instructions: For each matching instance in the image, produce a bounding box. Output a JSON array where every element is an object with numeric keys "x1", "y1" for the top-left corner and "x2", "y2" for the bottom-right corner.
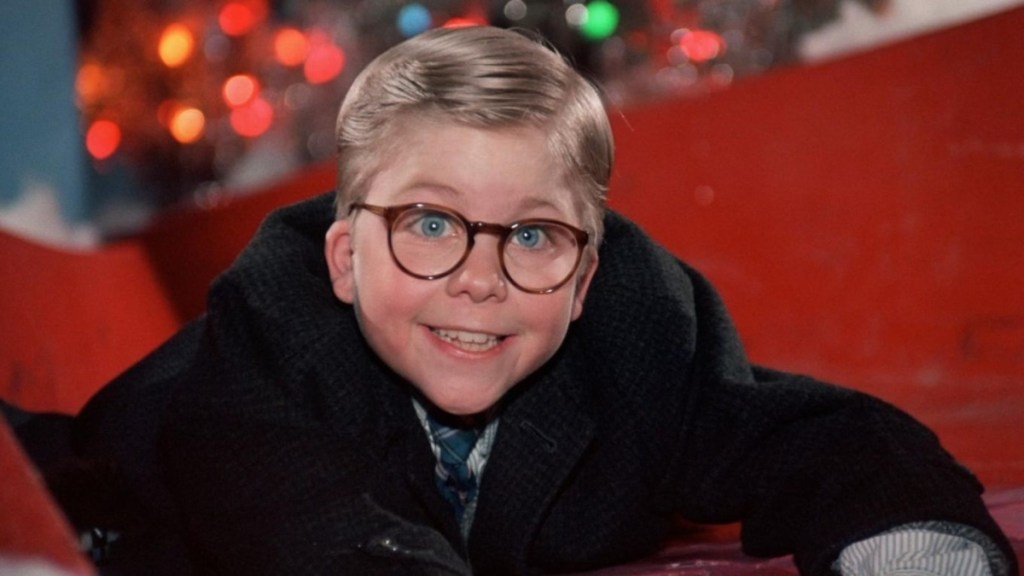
[{"x1": 431, "y1": 328, "x2": 506, "y2": 352}]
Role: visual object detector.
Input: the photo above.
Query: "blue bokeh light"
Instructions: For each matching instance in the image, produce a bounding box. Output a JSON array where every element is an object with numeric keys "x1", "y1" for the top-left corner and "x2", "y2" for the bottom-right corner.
[{"x1": 397, "y1": 4, "x2": 432, "y2": 38}]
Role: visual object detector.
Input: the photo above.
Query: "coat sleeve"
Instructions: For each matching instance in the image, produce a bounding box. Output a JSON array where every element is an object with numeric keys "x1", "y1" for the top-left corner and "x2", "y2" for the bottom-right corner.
[
  {"x1": 661, "y1": 263, "x2": 1017, "y2": 576},
  {"x1": 586, "y1": 212, "x2": 1015, "y2": 576}
]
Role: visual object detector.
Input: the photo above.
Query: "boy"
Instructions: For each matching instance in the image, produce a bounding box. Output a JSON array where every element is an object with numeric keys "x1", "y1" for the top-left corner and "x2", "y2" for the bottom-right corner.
[{"x1": 75, "y1": 26, "x2": 1014, "y2": 575}]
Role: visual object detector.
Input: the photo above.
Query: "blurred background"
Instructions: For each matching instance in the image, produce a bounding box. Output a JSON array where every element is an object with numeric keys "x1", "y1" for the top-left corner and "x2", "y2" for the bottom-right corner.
[
  {"x1": 1, "y1": 0, "x2": 1023, "y2": 510},
  {"x1": 2, "y1": 0, "x2": 1021, "y2": 247},
  {"x1": 2, "y1": 5, "x2": 1023, "y2": 569}
]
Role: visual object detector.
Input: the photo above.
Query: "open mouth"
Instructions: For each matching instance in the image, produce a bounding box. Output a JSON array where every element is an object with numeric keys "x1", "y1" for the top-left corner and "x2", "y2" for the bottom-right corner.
[{"x1": 431, "y1": 328, "x2": 506, "y2": 353}]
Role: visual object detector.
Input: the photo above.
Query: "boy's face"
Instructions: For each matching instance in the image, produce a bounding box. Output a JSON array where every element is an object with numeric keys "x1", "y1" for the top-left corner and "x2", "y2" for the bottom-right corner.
[{"x1": 325, "y1": 119, "x2": 598, "y2": 416}]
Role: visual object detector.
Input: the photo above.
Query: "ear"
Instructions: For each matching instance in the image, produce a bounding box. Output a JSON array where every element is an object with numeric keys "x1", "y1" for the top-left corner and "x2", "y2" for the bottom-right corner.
[
  {"x1": 325, "y1": 219, "x2": 356, "y2": 304},
  {"x1": 570, "y1": 251, "x2": 599, "y2": 321}
]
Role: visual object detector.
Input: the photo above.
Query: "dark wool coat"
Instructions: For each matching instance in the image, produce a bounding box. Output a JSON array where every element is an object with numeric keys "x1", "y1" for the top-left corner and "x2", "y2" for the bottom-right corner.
[{"x1": 74, "y1": 194, "x2": 1015, "y2": 576}]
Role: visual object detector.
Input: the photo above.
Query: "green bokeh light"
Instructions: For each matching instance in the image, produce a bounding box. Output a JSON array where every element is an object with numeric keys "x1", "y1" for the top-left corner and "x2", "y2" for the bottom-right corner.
[{"x1": 581, "y1": 1, "x2": 620, "y2": 41}]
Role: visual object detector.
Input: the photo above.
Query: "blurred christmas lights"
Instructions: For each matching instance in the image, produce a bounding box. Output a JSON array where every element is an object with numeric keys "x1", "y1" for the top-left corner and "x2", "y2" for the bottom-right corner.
[
  {"x1": 303, "y1": 31, "x2": 346, "y2": 85},
  {"x1": 158, "y1": 23, "x2": 194, "y2": 68},
  {"x1": 169, "y1": 107, "x2": 206, "y2": 144},
  {"x1": 274, "y1": 27, "x2": 309, "y2": 67},
  {"x1": 398, "y1": 4, "x2": 432, "y2": 38},
  {"x1": 86, "y1": 120, "x2": 121, "y2": 160},
  {"x1": 223, "y1": 74, "x2": 260, "y2": 108},
  {"x1": 580, "y1": 1, "x2": 620, "y2": 41},
  {"x1": 230, "y1": 97, "x2": 274, "y2": 138},
  {"x1": 219, "y1": 0, "x2": 268, "y2": 37},
  {"x1": 675, "y1": 29, "x2": 726, "y2": 63},
  {"x1": 443, "y1": 16, "x2": 485, "y2": 29},
  {"x1": 503, "y1": 0, "x2": 528, "y2": 22},
  {"x1": 76, "y1": 0, "x2": 860, "y2": 223},
  {"x1": 75, "y1": 62, "x2": 106, "y2": 106}
]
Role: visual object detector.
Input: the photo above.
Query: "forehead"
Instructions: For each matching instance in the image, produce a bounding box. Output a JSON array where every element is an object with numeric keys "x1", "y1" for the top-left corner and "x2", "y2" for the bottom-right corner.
[{"x1": 367, "y1": 117, "x2": 581, "y2": 221}]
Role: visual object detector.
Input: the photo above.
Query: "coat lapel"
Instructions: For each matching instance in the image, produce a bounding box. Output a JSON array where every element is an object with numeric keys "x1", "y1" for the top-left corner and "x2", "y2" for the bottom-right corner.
[
  {"x1": 467, "y1": 358, "x2": 595, "y2": 574},
  {"x1": 396, "y1": 415, "x2": 466, "y2": 549},
  {"x1": 370, "y1": 369, "x2": 467, "y2": 550}
]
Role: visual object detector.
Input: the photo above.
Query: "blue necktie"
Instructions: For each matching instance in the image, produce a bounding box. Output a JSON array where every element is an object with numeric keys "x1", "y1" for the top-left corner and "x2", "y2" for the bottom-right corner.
[{"x1": 427, "y1": 416, "x2": 481, "y2": 522}]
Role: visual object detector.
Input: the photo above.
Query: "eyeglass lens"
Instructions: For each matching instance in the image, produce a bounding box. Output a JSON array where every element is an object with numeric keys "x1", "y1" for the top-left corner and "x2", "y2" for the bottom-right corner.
[{"x1": 388, "y1": 205, "x2": 582, "y2": 292}]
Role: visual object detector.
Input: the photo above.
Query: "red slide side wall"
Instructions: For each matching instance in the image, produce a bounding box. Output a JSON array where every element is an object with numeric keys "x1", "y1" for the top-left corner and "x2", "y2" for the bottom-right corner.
[{"x1": 609, "y1": 8, "x2": 1024, "y2": 487}]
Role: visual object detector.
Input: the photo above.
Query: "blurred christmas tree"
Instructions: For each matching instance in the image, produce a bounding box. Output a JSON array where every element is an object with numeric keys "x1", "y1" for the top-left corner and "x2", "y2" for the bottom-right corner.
[{"x1": 75, "y1": 0, "x2": 884, "y2": 231}]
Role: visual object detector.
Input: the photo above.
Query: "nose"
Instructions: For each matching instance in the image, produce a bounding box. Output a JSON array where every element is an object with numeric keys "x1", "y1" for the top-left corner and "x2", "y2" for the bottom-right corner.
[{"x1": 445, "y1": 235, "x2": 508, "y2": 302}]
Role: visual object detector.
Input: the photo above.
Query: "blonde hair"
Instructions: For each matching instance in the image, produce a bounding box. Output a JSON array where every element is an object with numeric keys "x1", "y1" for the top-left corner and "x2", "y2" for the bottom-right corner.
[{"x1": 334, "y1": 26, "x2": 613, "y2": 246}]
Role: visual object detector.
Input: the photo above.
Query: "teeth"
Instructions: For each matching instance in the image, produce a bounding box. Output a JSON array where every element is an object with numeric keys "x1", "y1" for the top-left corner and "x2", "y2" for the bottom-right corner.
[{"x1": 432, "y1": 329, "x2": 502, "y2": 352}]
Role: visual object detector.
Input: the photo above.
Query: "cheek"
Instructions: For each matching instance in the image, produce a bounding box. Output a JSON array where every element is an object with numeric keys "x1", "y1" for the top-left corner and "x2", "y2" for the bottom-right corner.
[
  {"x1": 522, "y1": 293, "x2": 578, "y2": 350},
  {"x1": 351, "y1": 255, "x2": 430, "y2": 335},
  {"x1": 351, "y1": 245, "x2": 401, "y2": 300},
  {"x1": 351, "y1": 285, "x2": 418, "y2": 362}
]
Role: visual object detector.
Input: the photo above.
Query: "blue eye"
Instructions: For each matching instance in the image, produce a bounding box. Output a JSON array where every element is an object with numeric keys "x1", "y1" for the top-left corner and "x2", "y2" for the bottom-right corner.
[
  {"x1": 512, "y1": 226, "x2": 545, "y2": 249},
  {"x1": 415, "y1": 212, "x2": 452, "y2": 238}
]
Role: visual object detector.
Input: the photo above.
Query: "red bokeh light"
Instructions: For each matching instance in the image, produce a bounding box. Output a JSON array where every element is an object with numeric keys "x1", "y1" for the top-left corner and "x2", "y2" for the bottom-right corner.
[
  {"x1": 274, "y1": 27, "x2": 309, "y2": 67},
  {"x1": 158, "y1": 23, "x2": 195, "y2": 67},
  {"x1": 86, "y1": 120, "x2": 122, "y2": 160},
  {"x1": 222, "y1": 74, "x2": 260, "y2": 108},
  {"x1": 219, "y1": 1, "x2": 266, "y2": 37},
  {"x1": 169, "y1": 107, "x2": 206, "y2": 144},
  {"x1": 678, "y1": 29, "x2": 726, "y2": 63},
  {"x1": 230, "y1": 97, "x2": 274, "y2": 138},
  {"x1": 443, "y1": 17, "x2": 487, "y2": 29},
  {"x1": 303, "y1": 32, "x2": 345, "y2": 85}
]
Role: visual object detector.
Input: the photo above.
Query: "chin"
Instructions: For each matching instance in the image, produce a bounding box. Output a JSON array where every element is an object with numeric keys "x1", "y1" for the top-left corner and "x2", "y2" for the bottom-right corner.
[
  {"x1": 427, "y1": 390, "x2": 501, "y2": 417},
  {"x1": 436, "y1": 400, "x2": 495, "y2": 417}
]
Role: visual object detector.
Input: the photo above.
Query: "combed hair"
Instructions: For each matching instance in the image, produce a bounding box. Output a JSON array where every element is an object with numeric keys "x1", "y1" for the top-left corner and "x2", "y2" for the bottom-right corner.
[{"x1": 334, "y1": 26, "x2": 613, "y2": 245}]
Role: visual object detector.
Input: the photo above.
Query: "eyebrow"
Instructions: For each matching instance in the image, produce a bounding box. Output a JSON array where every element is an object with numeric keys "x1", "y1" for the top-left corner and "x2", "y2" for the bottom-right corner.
[
  {"x1": 393, "y1": 182, "x2": 573, "y2": 220},
  {"x1": 512, "y1": 196, "x2": 571, "y2": 218},
  {"x1": 391, "y1": 182, "x2": 459, "y2": 203}
]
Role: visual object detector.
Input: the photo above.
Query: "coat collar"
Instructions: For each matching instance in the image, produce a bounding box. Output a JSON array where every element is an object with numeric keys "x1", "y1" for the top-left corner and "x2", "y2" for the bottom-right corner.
[
  {"x1": 214, "y1": 193, "x2": 602, "y2": 561},
  {"x1": 369, "y1": 363, "x2": 470, "y2": 549},
  {"x1": 211, "y1": 194, "x2": 751, "y2": 571}
]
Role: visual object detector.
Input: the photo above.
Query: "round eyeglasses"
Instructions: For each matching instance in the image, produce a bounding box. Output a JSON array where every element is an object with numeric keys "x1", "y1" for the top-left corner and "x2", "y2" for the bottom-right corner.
[{"x1": 349, "y1": 202, "x2": 590, "y2": 294}]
